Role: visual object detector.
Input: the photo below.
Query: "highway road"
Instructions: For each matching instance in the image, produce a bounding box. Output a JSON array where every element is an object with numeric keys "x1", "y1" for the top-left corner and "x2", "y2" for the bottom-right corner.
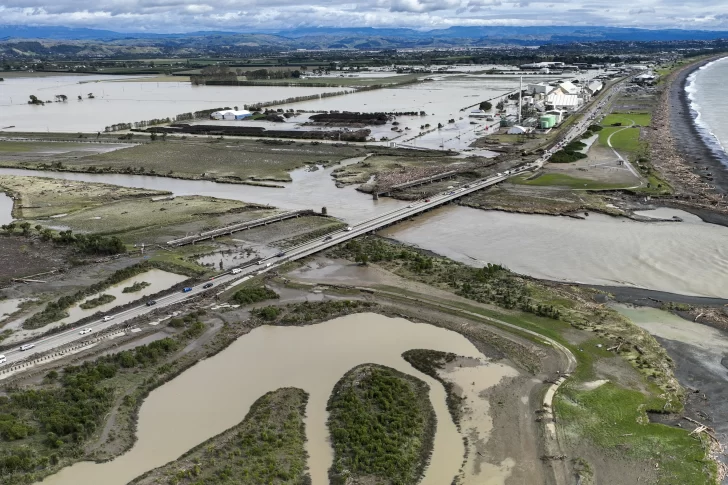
[{"x1": 0, "y1": 80, "x2": 621, "y2": 369}]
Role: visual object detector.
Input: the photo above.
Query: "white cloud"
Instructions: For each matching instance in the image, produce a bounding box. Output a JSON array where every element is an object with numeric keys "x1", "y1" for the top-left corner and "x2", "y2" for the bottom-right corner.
[{"x1": 0, "y1": 0, "x2": 727, "y2": 32}]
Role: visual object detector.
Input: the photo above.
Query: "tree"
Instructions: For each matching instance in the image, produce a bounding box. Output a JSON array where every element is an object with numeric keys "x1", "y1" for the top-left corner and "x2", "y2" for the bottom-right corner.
[
  {"x1": 19, "y1": 222, "x2": 31, "y2": 236},
  {"x1": 496, "y1": 100, "x2": 505, "y2": 111},
  {"x1": 55, "y1": 94, "x2": 68, "y2": 102},
  {"x1": 28, "y1": 95, "x2": 43, "y2": 105},
  {"x1": 479, "y1": 101, "x2": 492, "y2": 111},
  {"x1": 87, "y1": 93, "x2": 95, "y2": 99}
]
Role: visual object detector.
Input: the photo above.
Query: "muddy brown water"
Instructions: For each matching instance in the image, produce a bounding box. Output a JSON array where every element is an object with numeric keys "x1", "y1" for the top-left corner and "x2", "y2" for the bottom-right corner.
[
  {"x1": 37, "y1": 313, "x2": 518, "y2": 485},
  {"x1": 382, "y1": 205, "x2": 728, "y2": 298},
  {"x1": 0, "y1": 158, "x2": 408, "y2": 224}
]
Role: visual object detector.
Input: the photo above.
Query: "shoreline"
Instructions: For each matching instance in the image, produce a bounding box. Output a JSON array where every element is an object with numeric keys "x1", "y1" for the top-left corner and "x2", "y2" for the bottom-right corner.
[{"x1": 668, "y1": 56, "x2": 728, "y2": 195}]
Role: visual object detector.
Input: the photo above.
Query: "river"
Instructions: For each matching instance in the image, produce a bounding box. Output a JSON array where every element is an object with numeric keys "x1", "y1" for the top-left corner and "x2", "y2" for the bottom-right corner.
[
  {"x1": 38, "y1": 313, "x2": 517, "y2": 485},
  {"x1": 382, "y1": 205, "x2": 728, "y2": 299},
  {"x1": 2, "y1": 165, "x2": 726, "y2": 298},
  {"x1": 0, "y1": 159, "x2": 408, "y2": 225}
]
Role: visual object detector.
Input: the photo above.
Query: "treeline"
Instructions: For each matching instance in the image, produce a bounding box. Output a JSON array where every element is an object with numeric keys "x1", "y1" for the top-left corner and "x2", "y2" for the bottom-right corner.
[
  {"x1": 0, "y1": 224, "x2": 125, "y2": 256},
  {"x1": 105, "y1": 107, "x2": 231, "y2": 132},
  {"x1": 244, "y1": 90, "x2": 354, "y2": 111},
  {"x1": 24, "y1": 262, "x2": 152, "y2": 329}
]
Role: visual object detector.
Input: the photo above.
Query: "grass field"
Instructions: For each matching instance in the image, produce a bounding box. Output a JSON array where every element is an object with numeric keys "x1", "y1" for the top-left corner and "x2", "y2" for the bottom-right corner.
[
  {"x1": 601, "y1": 112, "x2": 652, "y2": 127},
  {"x1": 76, "y1": 139, "x2": 366, "y2": 182},
  {"x1": 0, "y1": 175, "x2": 166, "y2": 219},
  {"x1": 511, "y1": 173, "x2": 634, "y2": 190},
  {"x1": 47, "y1": 196, "x2": 264, "y2": 236},
  {"x1": 598, "y1": 127, "x2": 642, "y2": 152}
]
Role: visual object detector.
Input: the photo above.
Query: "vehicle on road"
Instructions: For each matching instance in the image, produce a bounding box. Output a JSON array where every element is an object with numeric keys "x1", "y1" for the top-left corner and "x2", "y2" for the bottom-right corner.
[
  {"x1": 203, "y1": 283, "x2": 214, "y2": 289},
  {"x1": 79, "y1": 328, "x2": 92, "y2": 335},
  {"x1": 103, "y1": 315, "x2": 114, "y2": 322},
  {"x1": 324, "y1": 235, "x2": 332, "y2": 241},
  {"x1": 345, "y1": 226, "x2": 353, "y2": 231},
  {"x1": 425, "y1": 199, "x2": 430, "y2": 202},
  {"x1": 257, "y1": 260, "x2": 265, "y2": 265},
  {"x1": 146, "y1": 300, "x2": 157, "y2": 306},
  {"x1": 182, "y1": 287, "x2": 192, "y2": 293},
  {"x1": 407, "y1": 204, "x2": 413, "y2": 208},
  {"x1": 20, "y1": 343, "x2": 35, "y2": 351},
  {"x1": 276, "y1": 252, "x2": 286, "y2": 257},
  {"x1": 0, "y1": 355, "x2": 6, "y2": 365},
  {"x1": 231, "y1": 268, "x2": 242, "y2": 274}
]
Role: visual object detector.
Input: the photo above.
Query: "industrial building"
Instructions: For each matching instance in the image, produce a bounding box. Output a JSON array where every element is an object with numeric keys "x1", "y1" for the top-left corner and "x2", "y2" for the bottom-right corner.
[
  {"x1": 210, "y1": 110, "x2": 252, "y2": 120},
  {"x1": 545, "y1": 94, "x2": 581, "y2": 111}
]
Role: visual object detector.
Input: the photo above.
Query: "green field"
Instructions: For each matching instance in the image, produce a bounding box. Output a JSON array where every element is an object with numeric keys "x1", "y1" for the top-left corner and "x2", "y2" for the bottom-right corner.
[
  {"x1": 601, "y1": 112, "x2": 652, "y2": 127},
  {"x1": 76, "y1": 139, "x2": 365, "y2": 183},
  {"x1": 511, "y1": 173, "x2": 633, "y2": 190},
  {"x1": 598, "y1": 127, "x2": 642, "y2": 152}
]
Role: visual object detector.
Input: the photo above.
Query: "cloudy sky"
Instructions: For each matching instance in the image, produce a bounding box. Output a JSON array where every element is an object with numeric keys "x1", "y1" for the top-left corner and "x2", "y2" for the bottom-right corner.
[{"x1": 1, "y1": 0, "x2": 728, "y2": 33}]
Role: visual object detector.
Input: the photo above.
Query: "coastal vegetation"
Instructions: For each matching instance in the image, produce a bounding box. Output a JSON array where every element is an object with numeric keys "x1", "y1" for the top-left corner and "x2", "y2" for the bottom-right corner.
[
  {"x1": 327, "y1": 364, "x2": 435, "y2": 485},
  {"x1": 231, "y1": 286, "x2": 279, "y2": 305},
  {"x1": 79, "y1": 293, "x2": 116, "y2": 309},
  {"x1": 23, "y1": 261, "x2": 178, "y2": 329},
  {"x1": 130, "y1": 388, "x2": 310, "y2": 485},
  {"x1": 327, "y1": 237, "x2": 716, "y2": 482},
  {"x1": 122, "y1": 281, "x2": 150, "y2": 293}
]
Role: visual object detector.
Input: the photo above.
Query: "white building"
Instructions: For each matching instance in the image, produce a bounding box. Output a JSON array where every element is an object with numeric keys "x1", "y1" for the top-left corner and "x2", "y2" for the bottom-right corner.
[
  {"x1": 527, "y1": 82, "x2": 553, "y2": 95},
  {"x1": 545, "y1": 94, "x2": 581, "y2": 111},
  {"x1": 555, "y1": 81, "x2": 580, "y2": 96},
  {"x1": 585, "y1": 81, "x2": 603, "y2": 96},
  {"x1": 507, "y1": 125, "x2": 532, "y2": 135},
  {"x1": 210, "y1": 110, "x2": 252, "y2": 120}
]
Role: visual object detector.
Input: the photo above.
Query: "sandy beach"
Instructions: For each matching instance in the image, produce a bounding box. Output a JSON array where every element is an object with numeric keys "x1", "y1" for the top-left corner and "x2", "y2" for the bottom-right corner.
[{"x1": 650, "y1": 55, "x2": 728, "y2": 207}]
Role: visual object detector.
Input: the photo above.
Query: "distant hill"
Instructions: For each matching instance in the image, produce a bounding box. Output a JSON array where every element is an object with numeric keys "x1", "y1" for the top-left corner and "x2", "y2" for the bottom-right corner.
[{"x1": 1, "y1": 24, "x2": 728, "y2": 44}]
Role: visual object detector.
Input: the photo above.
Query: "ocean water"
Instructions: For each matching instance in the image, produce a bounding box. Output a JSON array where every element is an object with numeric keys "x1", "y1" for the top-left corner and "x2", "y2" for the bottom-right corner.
[{"x1": 686, "y1": 56, "x2": 728, "y2": 166}]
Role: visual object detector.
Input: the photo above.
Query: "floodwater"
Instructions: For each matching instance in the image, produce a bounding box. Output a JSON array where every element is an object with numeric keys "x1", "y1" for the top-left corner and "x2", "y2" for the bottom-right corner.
[
  {"x1": 441, "y1": 357, "x2": 519, "y2": 484},
  {"x1": 39, "y1": 313, "x2": 517, "y2": 485},
  {"x1": 0, "y1": 298, "x2": 25, "y2": 322},
  {"x1": 0, "y1": 159, "x2": 408, "y2": 224},
  {"x1": 382, "y1": 205, "x2": 728, "y2": 298},
  {"x1": 0, "y1": 74, "x2": 344, "y2": 133},
  {"x1": 5, "y1": 269, "x2": 187, "y2": 340},
  {"x1": 0, "y1": 192, "x2": 13, "y2": 225}
]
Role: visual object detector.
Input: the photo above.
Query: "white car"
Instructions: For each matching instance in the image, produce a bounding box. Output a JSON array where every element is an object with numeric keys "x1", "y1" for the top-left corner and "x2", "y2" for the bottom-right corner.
[
  {"x1": 19, "y1": 343, "x2": 35, "y2": 351},
  {"x1": 231, "y1": 268, "x2": 242, "y2": 274},
  {"x1": 346, "y1": 226, "x2": 353, "y2": 231},
  {"x1": 103, "y1": 315, "x2": 114, "y2": 322},
  {"x1": 0, "y1": 355, "x2": 6, "y2": 365},
  {"x1": 79, "y1": 328, "x2": 93, "y2": 335}
]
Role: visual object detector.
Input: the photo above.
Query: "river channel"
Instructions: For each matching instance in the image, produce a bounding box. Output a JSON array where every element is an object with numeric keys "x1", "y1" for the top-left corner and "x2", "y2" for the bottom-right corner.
[
  {"x1": 38, "y1": 313, "x2": 517, "y2": 485},
  {"x1": 2, "y1": 164, "x2": 727, "y2": 297}
]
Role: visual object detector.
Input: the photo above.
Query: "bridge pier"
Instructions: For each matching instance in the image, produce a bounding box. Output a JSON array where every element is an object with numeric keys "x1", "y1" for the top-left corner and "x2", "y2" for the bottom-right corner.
[{"x1": 373, "y1": 193, "x2": 379, "y2": 200}]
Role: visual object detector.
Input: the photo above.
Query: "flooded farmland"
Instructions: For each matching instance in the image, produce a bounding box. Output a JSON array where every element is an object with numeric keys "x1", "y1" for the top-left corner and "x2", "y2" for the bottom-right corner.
[
  {"x1": 0, "y1": 74, "x2": 345, "y2": 133},
  {"x1": 38, "y1": 313, "x2": 518, "y2": 485}
]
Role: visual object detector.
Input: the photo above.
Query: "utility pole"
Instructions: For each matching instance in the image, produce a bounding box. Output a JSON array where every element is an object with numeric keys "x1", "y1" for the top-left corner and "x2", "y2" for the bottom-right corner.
[{"x1": 518, "y1": 75, "x2": 523, "y2": 125}]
